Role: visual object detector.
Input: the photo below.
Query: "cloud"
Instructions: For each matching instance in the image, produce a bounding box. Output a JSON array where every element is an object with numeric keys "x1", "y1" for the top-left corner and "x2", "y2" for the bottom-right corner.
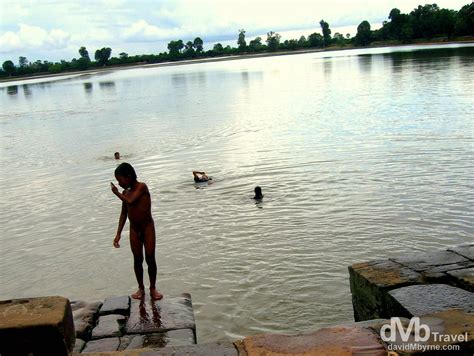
[{"x1": 0, "y1": 24, "x2": 71, "y2": 53}]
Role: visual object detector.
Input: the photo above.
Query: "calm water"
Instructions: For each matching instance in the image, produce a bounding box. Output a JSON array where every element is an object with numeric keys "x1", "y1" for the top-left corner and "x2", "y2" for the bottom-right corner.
[{"x1": 1, "y1": 44, "x2": 473, "y2": 342}]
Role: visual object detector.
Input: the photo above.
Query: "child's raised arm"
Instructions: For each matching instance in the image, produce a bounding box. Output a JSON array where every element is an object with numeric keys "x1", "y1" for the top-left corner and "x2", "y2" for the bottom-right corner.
[{"x1": 111, "y1": 182, "x2": 147, "y2": 205}]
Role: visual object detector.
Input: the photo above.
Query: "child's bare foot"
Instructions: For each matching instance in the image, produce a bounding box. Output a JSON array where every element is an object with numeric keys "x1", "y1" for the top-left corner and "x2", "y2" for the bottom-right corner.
[
  {"x1": 150, "y1": 288, "x2": 163, "y2": 300},
  {"x1": 131, "y1": 288, "x2": 145, "y2": 299}
]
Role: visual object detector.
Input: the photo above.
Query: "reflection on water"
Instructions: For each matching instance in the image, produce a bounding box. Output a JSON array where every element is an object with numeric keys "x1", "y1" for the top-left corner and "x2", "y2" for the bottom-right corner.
[
  {"x1": 84, "y1": 82, "x2": 93, "y2": 93},
  {"x1": 7, "y1": 86, "x2": 18, "y2": 95},
  {"x1": 0, "y1": 43, "x2": 473, "y2": 343}
]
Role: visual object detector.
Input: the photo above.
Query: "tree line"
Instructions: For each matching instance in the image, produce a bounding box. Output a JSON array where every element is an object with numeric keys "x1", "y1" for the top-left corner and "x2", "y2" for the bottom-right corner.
[{"x1": 1, "y1": 3, "x2": 472, "y2": 78}]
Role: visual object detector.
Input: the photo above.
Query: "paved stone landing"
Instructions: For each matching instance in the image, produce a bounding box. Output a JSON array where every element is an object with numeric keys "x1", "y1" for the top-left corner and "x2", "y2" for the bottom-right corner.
[
  {"x1": 73, "y1": 293, "x2": 196, "y2": 353},
  {"x1": 349, "y1": 243, "x2": 474, "y2": 354}
]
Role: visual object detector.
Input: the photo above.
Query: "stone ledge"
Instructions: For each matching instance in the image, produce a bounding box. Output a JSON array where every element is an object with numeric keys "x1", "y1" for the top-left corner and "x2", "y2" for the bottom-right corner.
[{"x1": 0, "y1": 296, "x2": 75, "y2": 355}]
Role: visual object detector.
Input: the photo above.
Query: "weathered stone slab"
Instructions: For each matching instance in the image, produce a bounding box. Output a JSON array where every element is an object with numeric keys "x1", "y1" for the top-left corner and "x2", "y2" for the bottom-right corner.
[
  {"x1": 0, "y1": 296, "x2": 75, "y2": 356},
  {"x1": 387, "y1": 284, "x2": 474, "y2": 318},
  {"x1": 446, "y1": 267, "x2": 474, "y2": 292},
  {"x1": 448, "y1": 244, "x2": 474, "y2": 261},
  {"x1": 151, "y1": 341, "x2": 238, "y2": 355},
  {"x1": 91, "y1": 314, "x2": 126, "y2": 340},
  {"x1": 392, "y1": 249, "x2": 469, "y2": 273},
  {"x1": 73, "y1": 338, "x2": 86, "y2": 353},
  {"x1": 99, "y1": 296, "x2": 130, "y2": 316},
  {"x1": 380, "y1": 309, "x2": 473, "y2": 353},
  {"x1": 71, "y1": 300, "x2": 102, "y2": 340},
  {"x1": 240, "y1": 326, "x2": 385, "y2": 355},
  {"x1": 125, "y1": 294, "x2": 195, "y2": 335},
  {"x1": 82, "y1": 337, "x2": 120, "y2": 352},
  {"x1": 348, "y1": 259, "x2": 423, "y2": 320},
  {"x1": 124, "y1": 329, "x2": 195, "y2": 350}
]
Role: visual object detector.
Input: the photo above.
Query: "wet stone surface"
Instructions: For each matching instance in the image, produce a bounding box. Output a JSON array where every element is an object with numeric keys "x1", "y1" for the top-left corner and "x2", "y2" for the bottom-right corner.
[
  {"x1": 388, "y1": 283, "x2": 474, "y2": 317},
  {"x1": 447, "y1": 267, "x2": 474, "y2": 292},
  {"x1": 81, "y1": 337, "x2": 120, "y2": 352},
  {"x1": 124, "y1": 329, "x2": 195, "y2": 350},
  {"x1": 448, "y1": 244, "x2": 474, "y2": 261},
  {"x1": 91, "y1": 314, "x2": 126, "y2": 340},
  {"x1": 150, "y1": 341, "x2": 239, "y2": 356},
  {"x1": 71, "y1": 301, "x2": 102, "y2": 340},
  {"x1": 125, "y1": 294, "x2": 195, "y2": 334},
  {"x1": 391, "y1": 250, "x2": 470, "y2": 275},
  {"x1": 99, "y1": 296, "x2": 130, "y2": 316}
]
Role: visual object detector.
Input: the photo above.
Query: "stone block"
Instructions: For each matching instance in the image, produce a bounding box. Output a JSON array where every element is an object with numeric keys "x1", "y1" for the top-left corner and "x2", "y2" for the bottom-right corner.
[
  {"x1": 91, "y1": 314, "x2": 126, "y2": 340},
  {"x1": 82, "y1": 337, "x2": 120, "y2": 352},
  {"x1": 387, "y1": 284, "x2": 474, "y2": 318},
  {"x1": 240, "y1": 326, "x2": 386, "y2": 355},
  {"x1": 348, "y1": 259, "x2": 423, "y2": 320},
  {"x1": 71, "y1": 300, "x2": 102, "y2": 340},
  {"x1": 99, "y1": 296, "x2": 131, "y2": 316},
  {"x1": 392, "y1": 249, "x2": 470, "y2": 273},
  {"x1": 380, "y1": 309, "x2": 473, "y2": 353},
  {"x1": 446, "y1": 267, "x2": 474, "y2": 292},
  {"x1": 73, "y1": 338, "x2": 86, "y2": 353},
  {"x1": 0, "y1": 296, "x2": 75, "y2": 356},
  {"x1": 150, "y1": 341, "x2": 238, "y2": 355},
  {"x1": 126, "y1": 294, "x2": 195, "y2": 335},
  {"x1": 448, "y1": 244, "x2": 474, "y2": 261},
  {"x1": 124, "y1": 329, "x2": 195, "y2": 350}
]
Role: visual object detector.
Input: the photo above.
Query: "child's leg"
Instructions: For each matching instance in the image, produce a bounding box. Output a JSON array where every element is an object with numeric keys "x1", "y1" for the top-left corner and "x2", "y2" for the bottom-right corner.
[
  {"x1": 129, "y1": 228, "x2": 145, "y2": 298},
  {"x1": 143, "y1": 223, "x2": 162, "y2": 300}
]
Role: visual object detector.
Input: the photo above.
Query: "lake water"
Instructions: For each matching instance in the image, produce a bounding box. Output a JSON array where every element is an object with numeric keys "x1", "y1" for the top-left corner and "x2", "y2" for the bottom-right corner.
[{"x1": 1, "y1": 44, "x2": 473, "y2": 342}]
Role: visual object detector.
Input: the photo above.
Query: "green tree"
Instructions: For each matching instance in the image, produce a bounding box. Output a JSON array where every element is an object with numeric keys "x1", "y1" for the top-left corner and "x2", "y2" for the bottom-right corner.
[
  {"x1": 355, "y1": 20, "x2": 372, "y2": 46},
  {"x1": 400, "y1": 23, "x2": 414, "y2": 43},
  {"x1": 436, "y1": 9, "x2": 456, "y2": 38},
  {"x1": 319, "y1": 20, "x2": 332, "y2": 46},
  {"x1": 298, "y1": 35, "x2": 308, "y2": 47},
  {"x1": 2, "y1": 60, "x2": 15, "y2": 76},
  {"x1": 19, "y1": 56, "x2": 28, "y2": 68},
  {"x1": 213, "y1": 43, "x2": 224, "y2": 52},
  {"x1": 308, "y1": 32, "x2": 323, "y2": 47},
  {"x1": 184, "y1": 41, "x2": 195, "y2": 57},
  {"x1": 193, "y1": 37, "x2": 204, "y2": 53},
  {"x1": 454, "y1": 3, "x2": 474, "y2": 36},
  {"x1": 266, "y1": 31, "x2": 281, "y2": 52},
  {"x1": 119, "y1": 52, "x2": 128, "y2": 59},
  {"x1": 248, "y1": 37, "x2": 263, "y2": 52},
  {"x1": 79, "y1": 46, "x2": 90, "y2": 61},
  {"x1": 95, "y1": 47, "x2": 112, "y2": 66},
  {"x1": 410, "y1": 4, "x2": 440, "y2": 39},
  {"x1": 167, "y1": 40, "x2": 184, "y2": 58},
  {"x1": 237, "y1": 29, "x2": 247, "y2": 51}
]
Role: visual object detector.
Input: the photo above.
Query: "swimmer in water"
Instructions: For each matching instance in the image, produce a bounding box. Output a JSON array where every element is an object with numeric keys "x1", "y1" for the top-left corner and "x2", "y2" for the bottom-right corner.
[
  {"x1": 111, "y1": 162, "x2": 163, "y2": 300},
  {"x1": 193, "y1": 171, "x2": 211, "y2": 183},
  {"x1": 254, "y1": 186, "x2": 263, "y2": 200},
  {"x1": 114, "y1": 152, "x2": 120, "y2": 160}
]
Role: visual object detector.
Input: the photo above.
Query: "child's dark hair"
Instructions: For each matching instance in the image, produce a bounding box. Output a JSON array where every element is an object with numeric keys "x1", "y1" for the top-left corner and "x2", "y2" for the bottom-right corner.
[{"x1": 115, "y1": 162, "x2": 137, "y2": 180}]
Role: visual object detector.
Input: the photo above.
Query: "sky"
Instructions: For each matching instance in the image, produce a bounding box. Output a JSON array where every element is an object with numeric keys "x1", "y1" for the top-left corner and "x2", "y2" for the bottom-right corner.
[{"x1": 0, "y1": 0, "x2": 469, "y2": 64}]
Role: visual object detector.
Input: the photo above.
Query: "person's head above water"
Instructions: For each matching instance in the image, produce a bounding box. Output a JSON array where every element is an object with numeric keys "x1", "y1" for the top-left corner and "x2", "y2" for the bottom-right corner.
[
  {"x1": 114, "y1": 152, "x2": 120, "y2": 160},
  {"x1": 115, "y1": 162, "x2": 137, "y2": 189},
  {"x1": 254, "y1": 186, "x2": 263, "y2": 199}
]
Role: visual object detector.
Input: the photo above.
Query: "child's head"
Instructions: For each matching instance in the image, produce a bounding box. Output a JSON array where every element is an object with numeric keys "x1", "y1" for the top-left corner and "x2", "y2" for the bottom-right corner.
[
  {"x1": 254, "y1": 186, "x2": 263, "y2": 199},
  {"x1": 115, "y1": 162, "x2": 137, "y2": 188},
  {"x1": 114, "y1": 152, "x2": 120, "y2": 160}
]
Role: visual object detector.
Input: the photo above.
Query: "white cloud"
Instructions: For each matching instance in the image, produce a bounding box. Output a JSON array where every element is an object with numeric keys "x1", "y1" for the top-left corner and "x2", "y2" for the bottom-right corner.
[
  {"x1": 123, "y1": 19, "x2": 186, "y2": 41},
  {"x1": 0, "y1": 24, "x2": 71, "y2": 53}
]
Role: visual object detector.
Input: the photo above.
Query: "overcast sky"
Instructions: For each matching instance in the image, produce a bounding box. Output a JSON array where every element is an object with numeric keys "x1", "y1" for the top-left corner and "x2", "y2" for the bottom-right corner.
[{"x1": 0, "y1": 0, "x2": 469, "y2": 63}]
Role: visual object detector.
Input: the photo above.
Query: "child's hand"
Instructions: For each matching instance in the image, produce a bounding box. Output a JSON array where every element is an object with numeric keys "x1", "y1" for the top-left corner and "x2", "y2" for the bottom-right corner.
[
  {"x1": 113, "y1": 235, "x2": 121, "y2": 248},
  {"x1": 110, "y1": 182, "x2": 119, "y2": 194}
]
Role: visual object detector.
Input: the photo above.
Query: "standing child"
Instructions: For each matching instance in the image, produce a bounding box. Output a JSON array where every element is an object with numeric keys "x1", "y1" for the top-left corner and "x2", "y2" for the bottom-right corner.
[{"x1": 110, "y1": 162, "x2": 163, "y2": 300}]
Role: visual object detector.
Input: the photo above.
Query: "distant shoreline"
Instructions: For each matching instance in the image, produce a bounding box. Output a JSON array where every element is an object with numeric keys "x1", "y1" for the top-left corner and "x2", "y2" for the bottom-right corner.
[{"x1": 1, "y1": 38, "x2": 473, "y2": 84}]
